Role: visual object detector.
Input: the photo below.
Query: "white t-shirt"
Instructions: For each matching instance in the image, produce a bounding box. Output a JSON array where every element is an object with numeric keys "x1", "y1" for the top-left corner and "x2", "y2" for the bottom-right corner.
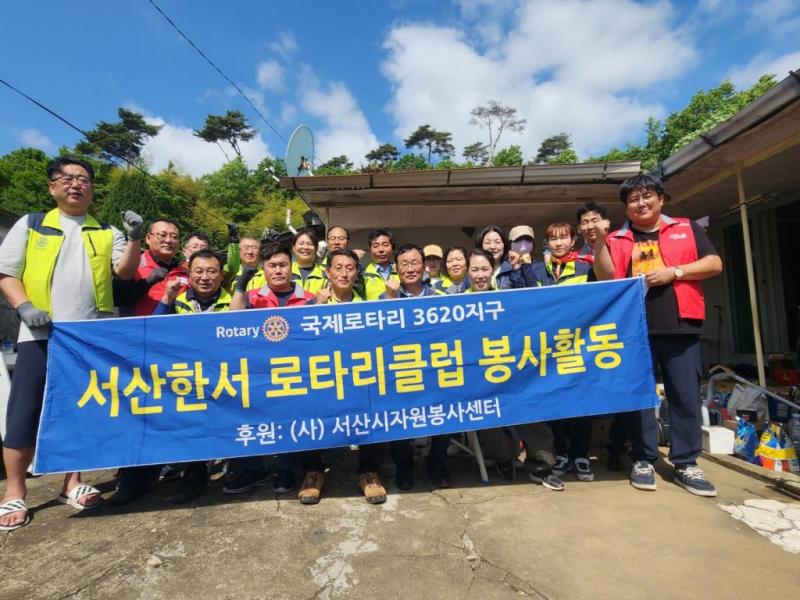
[{"x1": 0, "y1": 212, "x2": 126, "y2": 342}]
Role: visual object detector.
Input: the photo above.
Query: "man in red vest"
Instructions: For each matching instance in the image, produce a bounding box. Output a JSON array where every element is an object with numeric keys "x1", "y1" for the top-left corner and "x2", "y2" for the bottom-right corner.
[{"x1": 593, "y1": 174, "x2": 722, "y2": 497}]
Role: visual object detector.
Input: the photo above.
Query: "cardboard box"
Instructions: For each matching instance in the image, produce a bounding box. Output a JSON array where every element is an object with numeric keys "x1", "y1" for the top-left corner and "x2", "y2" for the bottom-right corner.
[{"x1": 702, "y1": 425, "x2": 735, "y2": 455}]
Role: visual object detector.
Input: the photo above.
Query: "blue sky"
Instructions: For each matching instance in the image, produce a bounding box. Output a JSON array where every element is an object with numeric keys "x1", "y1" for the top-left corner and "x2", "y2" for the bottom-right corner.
[{"x1": 1, "y1": 0, "x2": 798, "y2": 176}]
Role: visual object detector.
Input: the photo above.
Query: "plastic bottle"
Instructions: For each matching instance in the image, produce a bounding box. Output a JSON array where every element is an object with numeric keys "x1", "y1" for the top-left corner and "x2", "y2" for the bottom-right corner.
[{"x1": 788, "y1": 411, "x2": 800, "y2": 450}]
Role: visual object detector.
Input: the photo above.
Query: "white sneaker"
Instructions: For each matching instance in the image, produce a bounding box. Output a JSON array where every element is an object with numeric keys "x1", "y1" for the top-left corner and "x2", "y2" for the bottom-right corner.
[{"x1": 574, "y1": 458, "x2": 595, "y2": 481}]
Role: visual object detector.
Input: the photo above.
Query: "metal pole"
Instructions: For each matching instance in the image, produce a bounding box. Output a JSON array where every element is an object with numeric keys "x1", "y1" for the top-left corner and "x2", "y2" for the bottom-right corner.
[{"x1": 736, "y1": 169, "x2": 767, "y2": 386}]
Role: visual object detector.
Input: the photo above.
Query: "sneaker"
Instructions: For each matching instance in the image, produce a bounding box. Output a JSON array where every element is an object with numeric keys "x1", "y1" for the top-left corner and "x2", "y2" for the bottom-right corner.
[
  {"x1": 297, "y1": 470, "x2": 324, "y2": 505},
  {"x1": 273, "y1": 468, "x2": 296, "y2": 494},
  {"x1": 357, "y1": 471, "x2": 387, "y2": 505},
  {"x1": 630, "y1": 460, "x2": 657, "y2": 491},
  {"x1": 495, "y1": 461, "x2": 517, "y2": 482},
  {"x1": 159, "y1": 465, "x2": 181, "y2": 482},
  {"x1": 427, "y1": 465, "x2": 452, "y2": 488},
  {"x1": 528, "y1": 470, "x2": 565, "y2": 491},
  {"x1": 551, "y1": 455, "x2": 571, "y2": 477},
  {"x1": 395, "y1": 464, "x2": 414, "y2": 491},
  {"x1": 674, "y1": 465, "x2": 717, "y2": 497},
  {"x1": 221, "y1": 469, "x2": 271, "y2": 495},
  {"x1": 574, "y1": 458, "x2": 595, "y2": 482}
]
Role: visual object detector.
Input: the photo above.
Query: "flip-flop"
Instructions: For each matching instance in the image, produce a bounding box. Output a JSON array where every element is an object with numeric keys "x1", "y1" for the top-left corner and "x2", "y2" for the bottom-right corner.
[
  {"x1": 57, "y1": 484, "x2": 103, "y2": 511},
  {"x1": 0, "y1": 499, "x2": 30, "y2": 531}
]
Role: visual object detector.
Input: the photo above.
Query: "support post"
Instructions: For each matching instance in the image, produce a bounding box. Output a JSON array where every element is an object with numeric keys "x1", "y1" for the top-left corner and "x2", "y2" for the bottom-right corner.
[{"x1": 736, "y1": 169, "x2": 767, "y2": 386}]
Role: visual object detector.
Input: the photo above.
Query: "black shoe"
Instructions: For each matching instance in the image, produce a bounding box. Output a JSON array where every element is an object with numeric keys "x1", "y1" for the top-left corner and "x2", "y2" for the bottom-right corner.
[
  {"x1": 273, "y1": 468, "x2": 296, "y2": 494},
  {"x1": 222, "y1": 469, "x2": 271, "y2": 495},
  {"x1": 168, "y1": 479, "x2": 207, "y2": 505},
  {"x1": 674, "y1": 465, "x2": 717, "y2": 497},
  {"x1": 495, "y1": 461, "x2": 517, "y2": 482},
  {"x1": 427, "y1": 465, "x2": 452, "y2": 488},
  {"x1": 606, "y1": 453, "x2": 624, "y2": 472},
  {"x1": 107, "y1": 487, "x2": 147, "y2": 507},
  {"x1": 395, "y1": 464, "x2": 414, "y2": 490}
]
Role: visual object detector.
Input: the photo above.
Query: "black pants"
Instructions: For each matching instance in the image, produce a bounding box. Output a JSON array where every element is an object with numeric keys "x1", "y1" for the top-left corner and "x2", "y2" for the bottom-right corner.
[
  {"x1": 630, "y1": 334, "x2": 703, "y2": 467},
  {"x1": 296, "y1": 443, "x2": 386, "y2": 474},
  {"x1": 390, "y1": 434, "x2": 450, "y2": 469},
  {"x1": 4, "y1": 340, "x2": 48, "y2": 449},
  {"x1": 551, "y1": 417, "x2": 592, "y2": 460},
  {"x1": 607, "y1": 412, "x2": 634, "y2": 455}
]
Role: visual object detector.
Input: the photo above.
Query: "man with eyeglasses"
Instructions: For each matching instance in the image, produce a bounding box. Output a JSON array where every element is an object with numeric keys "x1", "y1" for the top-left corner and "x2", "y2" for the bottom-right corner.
[
  {"x1": 593, "y1": 174, "x2": 723, "y2": 497},
  {"x1": 380, "y1": 244, "x2": 453, "y2": 490},
  {"x1": 0, "y1": 156, "x2": 142, "y2": 530}
]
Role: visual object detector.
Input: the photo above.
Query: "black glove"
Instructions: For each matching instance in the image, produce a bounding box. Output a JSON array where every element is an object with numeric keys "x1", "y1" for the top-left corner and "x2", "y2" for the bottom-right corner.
[
  {"x1": 144, "y1": 267, "x2": 169, "y2": 287},
  {"x1": 235, "y1": 265, "x2": 257, "y2": 293},
  {"x1": 17, "y1": 301, "x2": 52, "y2": 329},
  {"x1": 227, "y1": 223, "x2": 240, "y2": 245}
]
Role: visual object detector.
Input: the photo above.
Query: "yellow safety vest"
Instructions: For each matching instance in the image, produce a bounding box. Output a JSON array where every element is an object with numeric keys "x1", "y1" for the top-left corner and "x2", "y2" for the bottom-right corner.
[
  {"x1": 545, "y1": 260, "x2": 589, "y2": 286},
  {"x1": 364, "y1": 262, "x2": 399, "y2": 301},
  {"x1": 231, "y1": 264, "x2": 265, "y2": 291},
  {"x1": 326, "y1": 291, "x2": 364, "y2": 303},
  {"x1": 174, "y1": 288, "x2": 232, "y2": 313},
  {"x1": 22, "y1": 208, "x2": 114, "y2": 315},
  {"x1": 291, "y1": 260, "x2": 327, "y2": 294}
]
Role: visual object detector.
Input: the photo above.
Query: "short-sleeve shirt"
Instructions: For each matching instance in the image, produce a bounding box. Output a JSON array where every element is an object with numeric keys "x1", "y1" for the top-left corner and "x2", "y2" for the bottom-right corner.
[
  {"x1": 0, "y1": 213, "x2": 125, "y2": 342},
  {"x1": 626, "y1": 220, "x2": 717, "y2": 334}
]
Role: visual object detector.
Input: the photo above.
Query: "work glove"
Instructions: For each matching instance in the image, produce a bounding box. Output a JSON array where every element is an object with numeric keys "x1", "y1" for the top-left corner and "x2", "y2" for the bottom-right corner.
[
  {"x1": 121, "y1": 210, "x2": 144, "y2": 241},
  {"x1": 235, "y1": 265, "x2": 257, "y2": 293},
  {"x1": 17, "y1": 302, "x2": 51, "y2": 329},
  {"x1": 144, "y1": 267, "x2": 169, "y2": 287},
  {"x1": 227, "y1": 223, "x2": 240, "y2": 245}
]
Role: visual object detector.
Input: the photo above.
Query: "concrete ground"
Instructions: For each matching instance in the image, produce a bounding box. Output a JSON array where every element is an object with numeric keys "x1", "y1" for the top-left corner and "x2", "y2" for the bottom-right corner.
[{"x1": 1, "y1": 448, "x2": 799, "y2": 600}]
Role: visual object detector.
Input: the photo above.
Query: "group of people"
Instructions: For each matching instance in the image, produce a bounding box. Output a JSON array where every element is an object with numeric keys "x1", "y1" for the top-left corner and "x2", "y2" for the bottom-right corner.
[{"x1": 0, "y1": 155, "x2": 723, "y2": 531}]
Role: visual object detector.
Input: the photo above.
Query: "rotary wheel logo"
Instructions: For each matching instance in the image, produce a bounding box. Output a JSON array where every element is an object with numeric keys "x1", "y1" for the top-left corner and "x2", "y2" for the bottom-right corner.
[
  {"x1": 36, "y1": 237, "x2": 48, "y2": 249},
  {"x1": 262, "y1": 316, "x2": 289, "y2": 342}
]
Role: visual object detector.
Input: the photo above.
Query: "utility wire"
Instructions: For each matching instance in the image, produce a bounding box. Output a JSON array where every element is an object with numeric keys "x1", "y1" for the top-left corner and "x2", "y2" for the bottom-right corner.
[
  {"x1": 147, "y1": 0, "x2": 288, "y2": 144},
  {"x1": 0, "y1": 76, "x2": 264, "y2": 239}
]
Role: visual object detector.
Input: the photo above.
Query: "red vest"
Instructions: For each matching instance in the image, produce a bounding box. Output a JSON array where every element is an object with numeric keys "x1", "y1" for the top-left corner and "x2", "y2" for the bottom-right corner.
[
  {"x1": 134, "y1": 250, "x2": 189, "y2": 316},
  {"x1": 607, "y1": 215, "x2": 705, "y2": 320},
  {"x1": 246, "y1": 283, "x2": 315, "y2": 308}
]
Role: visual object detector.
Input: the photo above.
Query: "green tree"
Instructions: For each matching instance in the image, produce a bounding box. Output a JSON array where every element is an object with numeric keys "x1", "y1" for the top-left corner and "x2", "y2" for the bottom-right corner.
[
  {"x1": 462, "y1": 142, "x2": 489, "y2": 165},
  {"x1": 76, "y1": 108, "x2": 162, "y2": 165},
  {"x1": 253, "y1": 156, "x2": 288, "y2": 196},
  {"x1": 202, "y1": 157, "x2": 260, "y2": 222},
  {"x1": 433, "y1": 158, "x2": 461, "y2": 170},
  {"x1": 195, "y1": 110, "x2": 257, "y2": 159},
  {"x1": 0, "y1": 148, "x2": 52, "y2": 215},
  {"x1": 431, "y1": 131, "x2": 455, "y2": 160},
  {"x1": 533, "y1": 133, "x2": 573, "y2": 164},
  {"x1": 365, "y1": 143, "x2": 400, "y2": 168},
  {"x1": 469, "y1": 100, "x2": 526, "y2": 165},
  {"x1": 492, "y1": 145, "x2": 524, "y2": 166},
  {"x1": 550, "y1": 148, "x2": 579, "y2": 164},
  {"x1": 404, "y1": 125, "x2": 438, "y2": 163},
  {"x1": 391, "y1": 153, "x2": 430, "y2": 172},
  {"x1": 316, "y1": 155, "x2": 354, "y2": 175}
]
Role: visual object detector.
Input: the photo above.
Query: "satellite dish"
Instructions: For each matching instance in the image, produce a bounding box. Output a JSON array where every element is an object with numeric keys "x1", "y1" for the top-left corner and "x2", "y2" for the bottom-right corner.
[{"x1": 285, "y1": 124, "x2": 314, "y2": 177}]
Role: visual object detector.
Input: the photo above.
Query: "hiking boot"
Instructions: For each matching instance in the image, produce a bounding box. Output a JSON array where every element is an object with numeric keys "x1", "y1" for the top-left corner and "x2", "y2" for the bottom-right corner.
[
  {"x1": 674, "y1": 465, "x2": 717, "y2": 497},
  {"x1": 357, "y1": 471, "x2": 387, "y2": 505},
  {"x1": 495, "y1": 461, "x2": 517, "y2": 482},
  {"x1": 528, "y1": 470, "x2": 565, "y2": 491},
  {"x1": 297, "y1": 470, "x2": 324, "y2": 505},
  {"x1": 221, "y1": 469, "x2": 271, "y2": 495},
  {"x1": 630, "y1": 460, "x2": 656, "y2": 491},
  {"x1": 606, "y1": 452, "x2": 625, "y2": 472},
  {"x1": 574, "y1": 458, "x2": 595, "y2": 482},
  {"x1": 551, "y1": 455, "x2": 571, "y2": 477},
  {"x1": 395, "y1": 464, "x2": 414, "y2": 491},
  {"x1": 273, "y1": 468, "x2": 296, "y2": 494}
]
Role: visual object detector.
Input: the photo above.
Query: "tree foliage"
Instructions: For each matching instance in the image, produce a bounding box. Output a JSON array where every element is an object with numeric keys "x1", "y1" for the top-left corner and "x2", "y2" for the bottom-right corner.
[
  {"x1": 75, "y1": 108, "x2": 162, "y2": 165},
  {"x1": 195, "y1": 110, "x2": 257, "y2": 158},
  {"x1": 0, "y1": 148, "x2": 53, "y2": 215},
  {"x1": 532, "y1": 133, "x2": 573, "y2": 164},
  {"x1": 365, "y1": 143, "x2": 400, "y2": 169},
  {"x1": 316, "y1": 155, "x2": 354, "y2": 175},
  {"x1": 391, "y1": 153, "x2": 430, "y2": 172},
  {"x1": 404, "y1": 125, "x2": 454, "y2": 163},
  {"x1": 462, "y1": 142, "x2": 489, "y2": 166},
  {"x1": 469, "y1": 100, "x2": 526, "y2": 165},
  {"x1": 492, "y1": 145, "x2": 524, "y2": 167},
  {"x1": 202, "y1": 157, "x2": 260, "y2": 222}
]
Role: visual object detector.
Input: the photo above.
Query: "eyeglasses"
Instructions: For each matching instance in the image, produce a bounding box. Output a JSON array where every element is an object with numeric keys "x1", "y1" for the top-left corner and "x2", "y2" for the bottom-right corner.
[
  {"x1": 398, "y1": 260, "x2": 423, "y2": 270},
  {"x1": 240, "y1": 244, "x2": 260, "y2": 251},
  {"x1": 51, "y1": 174, "x2": 92, "y2": 187},
  {"x1": 327, "y1": 235, "x2": 348, "y2": 242},
  {"x1": 151, "y1": 232, "x2": 180, "y2": 241}
]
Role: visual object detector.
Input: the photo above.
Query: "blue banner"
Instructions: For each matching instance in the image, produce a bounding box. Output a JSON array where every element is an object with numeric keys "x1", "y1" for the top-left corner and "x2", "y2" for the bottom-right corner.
[{"x1": 34, "y1": 278, "x2": 657, "y2": 474}]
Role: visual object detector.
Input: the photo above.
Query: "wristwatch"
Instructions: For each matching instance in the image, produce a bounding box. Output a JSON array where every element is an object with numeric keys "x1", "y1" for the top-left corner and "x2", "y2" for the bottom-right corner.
[{"x1": 673, "y1": 266, "x2": 684, "y2": 280}]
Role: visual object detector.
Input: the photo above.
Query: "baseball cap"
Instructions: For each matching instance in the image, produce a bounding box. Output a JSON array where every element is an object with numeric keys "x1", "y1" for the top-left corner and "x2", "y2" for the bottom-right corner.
[
  {"x1": 423, "y1": 244, "x2": 444, "y2": 259},
  {"x1": 508, "y1": 225, "x2": 534, "y2": 241}
]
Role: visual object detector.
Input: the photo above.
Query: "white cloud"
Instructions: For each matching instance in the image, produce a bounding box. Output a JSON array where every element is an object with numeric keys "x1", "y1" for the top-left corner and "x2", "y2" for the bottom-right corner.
[
  {"x1": 747, "y1": 0, "x2": 800, "y2": 36},
  {"x1": 269, "y1": 31, "x2": 298, "y2": 60},
  {"x1": 138, "y1": 114, "x2": 270, "y2": 177},
  {"x1": 298, "y1": 66, "x2": 379, "y2": 167},
  {"x1": 382, "y1": 0, "x2": 696, "y2": 159},
  {"x1": 257, "y1": 59, "x2": 286, "y2": 92},
  {"x1": 729, "y1": 51, "x2": 800, "y2": 88},
  {"x1": 19, "y1": 128, "x2": 54, "y2": 151},
  {"x1": 280, "y1": 102, "x2": 298, "y2": 126}
]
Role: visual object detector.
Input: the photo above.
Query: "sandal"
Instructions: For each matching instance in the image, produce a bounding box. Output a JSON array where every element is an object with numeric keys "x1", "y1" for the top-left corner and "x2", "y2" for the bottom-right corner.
[
  {"x1": 58, "y1": 484, "x2": 103, "y2": 511},
  {"x1": 0, "y1": 499, "x2": 30, "y2": 531}
]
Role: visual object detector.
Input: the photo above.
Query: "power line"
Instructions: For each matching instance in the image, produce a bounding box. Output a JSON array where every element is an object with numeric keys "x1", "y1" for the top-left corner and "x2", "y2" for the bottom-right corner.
[
  {"x1": 0, "y1": 76, "x2": 261, "y2": 239},
  {"x1": 147, "y1": 0, "x2": 288, "y2": 145}
]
